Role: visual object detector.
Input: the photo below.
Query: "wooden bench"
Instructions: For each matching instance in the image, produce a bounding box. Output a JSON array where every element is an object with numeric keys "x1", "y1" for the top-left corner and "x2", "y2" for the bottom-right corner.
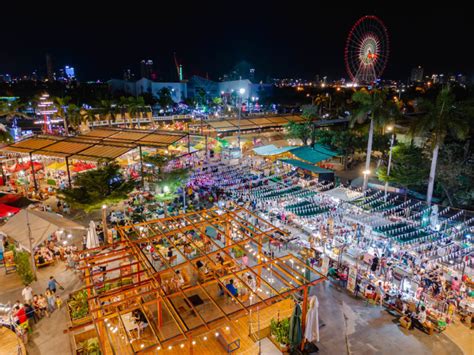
[{"x1": 36, "y1": 259, "x2": 56, "y2": 268}]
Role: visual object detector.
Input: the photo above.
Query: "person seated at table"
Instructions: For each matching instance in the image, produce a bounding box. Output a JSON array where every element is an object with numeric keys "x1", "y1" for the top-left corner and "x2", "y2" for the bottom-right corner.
[
  {"x1": 409, "y1": 306, "x2": 427, "y2": 330},
  {"x1": 172, "y1": 270, "x2": 185, "y2": 290},
  {"x1": 132, "y1": 309, "x2": 149, "y2": 334},
  {"x1": 225, "y1": 279, "x2": 239, "y2": 297},
  {"x1": 394, "y1": 294, "x2": 404, "y2": 312},
  {"x1": 167, "y1": 247, "x2": 174, "y2": 260},
  {"x1": 216, "y1": 253, "x2": 225, "y2": 265}
]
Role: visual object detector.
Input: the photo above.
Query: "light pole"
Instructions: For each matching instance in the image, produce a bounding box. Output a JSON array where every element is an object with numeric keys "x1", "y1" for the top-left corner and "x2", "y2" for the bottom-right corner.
[
  {"x1": 362, "y1": 169, "x2": 371, "y2": 191},
  {"x1": 384, "y1": 125, "x2": 395, "y2": 201},
  {"x1": 237, "y1": 87, "x2": 245, "y2": 156}
]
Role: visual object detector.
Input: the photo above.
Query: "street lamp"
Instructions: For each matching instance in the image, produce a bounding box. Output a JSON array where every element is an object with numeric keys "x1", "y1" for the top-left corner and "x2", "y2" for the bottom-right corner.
[
  {"x1": 237, "y1": 88, "x2": 246, "y2": 155},
  {"x1": 384, "y1": 126, "x2": 395, "y2": 201},
  {"x1": 362, "y1": 169, "x2": 371, "y2": 189}
]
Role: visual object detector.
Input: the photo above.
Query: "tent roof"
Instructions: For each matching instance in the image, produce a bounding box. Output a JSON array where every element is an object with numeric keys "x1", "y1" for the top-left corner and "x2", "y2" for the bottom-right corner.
[
  {"x1": 0, "y1": 128, "x2": 188, "y2": 161},
  {"x1": 253, "y1": 144, "x2": 297, "y2": 156},
  {"x1": 0, "y1": 209, "x2": 85, "y2": 252},
  {"x1": 279, "y1": 158, "x2": 333, "y2": 174},
  {"x1": 289, "y1": 145, "x2": 338, "y2": 164}
]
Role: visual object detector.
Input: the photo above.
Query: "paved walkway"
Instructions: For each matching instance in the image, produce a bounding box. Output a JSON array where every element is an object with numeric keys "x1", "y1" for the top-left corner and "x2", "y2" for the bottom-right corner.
[
  {"x1": 0, "y1": 261, "x2": 82, "y2": 355},
  {"x1": 312, "y1": 282, "x2": 465, "y2": 355}
]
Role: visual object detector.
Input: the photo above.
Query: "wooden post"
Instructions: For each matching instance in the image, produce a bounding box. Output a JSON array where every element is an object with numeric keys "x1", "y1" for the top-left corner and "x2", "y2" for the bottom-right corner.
[
  {"x1": 29, "y1": 152, "x2": 38, "y2": 192},
  {"x1": 205, "y1": 134, "x2": 208, "y2": 160},
  {"x1": 301, "y1": 286, "x2": 308, "y2": 334},
  {"x1": 65, "y1": 157, "x2": 72, "y2": 187},
  {"x1": 157, "y1": 295, "x2": 162, "y2": 327},
  {"x1": 257, "y1": 235, "x2": 262, "y2": 287},
  {"x1": 139, "y1": 145, "x2": 144, "y2": 188},
  {"x1": 225, "y1": 218, "x2": 231, "y2": 247},
  {"x1": 189, "y1": 334, "x2": 194, "y2": 355}
]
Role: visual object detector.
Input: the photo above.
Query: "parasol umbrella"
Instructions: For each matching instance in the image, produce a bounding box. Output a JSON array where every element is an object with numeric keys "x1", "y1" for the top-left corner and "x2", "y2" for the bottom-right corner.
[
  {"x1": 47, "y1": 161, "x2": 67, "y2": 171},
  {"x1": 86, "y1": 220, "x2": 100, "y2": 249},
  {"x1": 304, "y1": 296, "x2": 320, "y2": 343},
  {"x1": 289, "y1": 302, "x2": 302, "y2": 351}
]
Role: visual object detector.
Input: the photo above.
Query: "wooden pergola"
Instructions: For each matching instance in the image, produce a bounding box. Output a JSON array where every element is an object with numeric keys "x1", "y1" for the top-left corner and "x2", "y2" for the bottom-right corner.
[
  {"x1": 68, "y1": 206, "x2": 326, "y2": 354},
  {"x1": 0, "y1": 128, "x2": 189, "y2": 189}
]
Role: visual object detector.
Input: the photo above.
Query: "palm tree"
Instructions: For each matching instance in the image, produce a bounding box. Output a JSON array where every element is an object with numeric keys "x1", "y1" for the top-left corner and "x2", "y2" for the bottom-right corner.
[
  {"x1": 80, "y1": 108, "x2": 99, "y2": 128},
  {"x1": 351, "y1": 88, "x2": 400, "y2": 191},
  {"x1": 410, "y1": 86, "x2": 470, "y2": 205},
  {"x1": 0, "y1": 100, "x2": 29, "y2": 122},
  {"x1": 53, "y1": 96, "x2": 71, "y2": 135},
  {"x1": 127, "y1": 96, "x2": 147, "y2": 128},
  {"x1": 67, "y1": 104, "x2": 83, "y2": 131},
  {"x1": 96, "y1": 100, "x2": 117, "y2": 127}
]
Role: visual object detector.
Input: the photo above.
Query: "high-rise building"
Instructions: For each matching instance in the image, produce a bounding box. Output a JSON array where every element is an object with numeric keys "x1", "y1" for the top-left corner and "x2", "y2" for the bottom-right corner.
[
  {"x1": 123, "y1": 69, "x2": 134, "y2": 81},
  {"x1": 65, "y1": 66, "x2": 75, "y2": 79},
  {"x1": 249, "y1": 68, "x2": 255, "y2": 82},
  {"x1": 410, "y1": 66, "x2": 424, "y2": 83},
  {"x1": 45, "y1": 54, "x2": 54, "y2": 81},
  {"x1": 140, "y1": 59, "x2": 153, "y2": 79}
]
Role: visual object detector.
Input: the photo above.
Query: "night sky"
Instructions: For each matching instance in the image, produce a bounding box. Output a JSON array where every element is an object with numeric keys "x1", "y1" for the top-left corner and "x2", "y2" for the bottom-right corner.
[{"x1": 1, "y1": 2, "x2": 471, "y2": 81}]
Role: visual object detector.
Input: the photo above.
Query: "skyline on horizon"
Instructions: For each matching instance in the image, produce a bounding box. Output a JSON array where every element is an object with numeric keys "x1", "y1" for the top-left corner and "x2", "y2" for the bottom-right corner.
[{"x1": 1, "y1": 2, "x2": 471, "y2": 82}]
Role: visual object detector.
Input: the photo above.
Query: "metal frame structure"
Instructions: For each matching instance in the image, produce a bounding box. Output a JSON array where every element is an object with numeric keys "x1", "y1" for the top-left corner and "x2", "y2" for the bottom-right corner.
[{"x1": 68, "y1": 206, "x2": 326, "y2": 354}]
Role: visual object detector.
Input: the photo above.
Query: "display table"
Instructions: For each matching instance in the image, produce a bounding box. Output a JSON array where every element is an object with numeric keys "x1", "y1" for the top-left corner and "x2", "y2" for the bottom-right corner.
[
  {"x1": 216, "y1": 326, "x2": 240, "y2": 353},
  {"x1": 0, "y1": 326, "x2": 26, "y2": 354}
]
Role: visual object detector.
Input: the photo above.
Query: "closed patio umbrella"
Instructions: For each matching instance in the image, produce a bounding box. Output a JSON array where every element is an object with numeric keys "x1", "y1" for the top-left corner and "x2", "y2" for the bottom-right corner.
[
  {"x1": 289, "y1": 302, "x2": 302, "y2": 351},
  {"x1": 304, "y1": 295, "x2": 320, "y2": 343},
  {"x1": 86, "y1": 220, "x2": 100, "y2": 249}
]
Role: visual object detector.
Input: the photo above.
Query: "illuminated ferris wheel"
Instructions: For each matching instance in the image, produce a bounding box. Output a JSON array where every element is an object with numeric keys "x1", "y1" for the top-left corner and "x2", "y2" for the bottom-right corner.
[{"x1": 345, "y1": 15, "x2": 389, "y2": 84}]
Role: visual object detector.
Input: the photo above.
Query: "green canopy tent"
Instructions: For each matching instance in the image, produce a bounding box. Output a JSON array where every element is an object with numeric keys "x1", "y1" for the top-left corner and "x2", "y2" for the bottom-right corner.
[
  {"x1": 278, "y1": 159, "x2": 333, "y2": 174},
  {"x1": 290, "y1": 144, "x2": 338, "y2": 164}
]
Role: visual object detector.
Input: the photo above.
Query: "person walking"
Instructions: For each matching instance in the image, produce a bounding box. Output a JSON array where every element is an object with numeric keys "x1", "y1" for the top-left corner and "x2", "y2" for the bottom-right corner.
[
  {"x1": 45, "y1": 288, "x2": 55, "y2": 313},
  {"x1": 47, "y1": 276, "x2": 63, "y2": 293},
  {"x1": 22, "y1": 284, "x2": 34, "y2": 304}
]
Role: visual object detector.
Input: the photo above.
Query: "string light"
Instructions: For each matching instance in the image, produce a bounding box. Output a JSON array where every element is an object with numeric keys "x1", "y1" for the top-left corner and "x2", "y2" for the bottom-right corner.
[{"x1": 203, "y1": 336, "x2": 208, "y2": 341}]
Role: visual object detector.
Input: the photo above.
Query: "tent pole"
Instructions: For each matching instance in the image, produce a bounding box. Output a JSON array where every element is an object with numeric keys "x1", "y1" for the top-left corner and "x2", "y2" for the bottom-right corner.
[
  {"x1": 26, "y1": 209, "x2": 37, "y2": 280},
  {"x1": 205, "y1": 134, "x2": 208, "y2": 160},
  {"x1": 29, "y1": 152, "x2": 38, "y2": 192},
  {"x1": 187, "y1": 133, "x2": 191, "y2": 154},
  {"x1": 65, "y1": 157, "x2": 72, "y2": 187}
]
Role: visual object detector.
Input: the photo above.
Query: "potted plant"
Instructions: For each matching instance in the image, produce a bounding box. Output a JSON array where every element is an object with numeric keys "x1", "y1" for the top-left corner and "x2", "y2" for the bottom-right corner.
[
  {"x1": 68, "y1": 290, "x2": 90, "y2": 324},
  {"x1": 78, "y1": 337, "x2": 101, "y2": 355},
  {"x1": 231, "y1": 247, "x2": 245, "y2": 259},
  {"x1": 276, "y1": 318, "x2": 290, "y2": 349},
  {"x1": 270, "y1": 318, "x2": 278, "y2": 339}
]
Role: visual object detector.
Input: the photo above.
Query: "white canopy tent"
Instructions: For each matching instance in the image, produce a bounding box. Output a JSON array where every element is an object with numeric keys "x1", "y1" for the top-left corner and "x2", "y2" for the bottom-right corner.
[
  {"x1": 0, "y1": 209, "x2": 85, "y2": 252},
  {"x1": 321, "y1": 187, "x2": 363, "y2": 202}
]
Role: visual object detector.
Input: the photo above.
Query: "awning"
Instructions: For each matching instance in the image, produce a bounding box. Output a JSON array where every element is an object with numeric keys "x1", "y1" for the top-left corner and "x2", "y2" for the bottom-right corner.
[
  {"x1": 279, "y1": 159, "x2": 333, "y2": 174},
  {"x1": 0, "y1": 209, "x2": 85, "y2": 252},
  {"x1": 290, "y1": 145, "x2": 338, "y2": 164},
  {"x1": 0, "y1": 203, "x2": 21, "y2": 218},
  {"x1": 253, "y1": 144, "x2": 297, "y2": 156}
]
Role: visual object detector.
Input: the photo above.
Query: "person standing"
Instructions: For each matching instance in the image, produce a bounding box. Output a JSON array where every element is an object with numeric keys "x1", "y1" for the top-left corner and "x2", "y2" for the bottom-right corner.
[
  {"x1": 370, "y1": 254, "x2": 379, "y2": 275},
  {"x1": 22, "y1": 284, "x2": 34, "y2": 305}
]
